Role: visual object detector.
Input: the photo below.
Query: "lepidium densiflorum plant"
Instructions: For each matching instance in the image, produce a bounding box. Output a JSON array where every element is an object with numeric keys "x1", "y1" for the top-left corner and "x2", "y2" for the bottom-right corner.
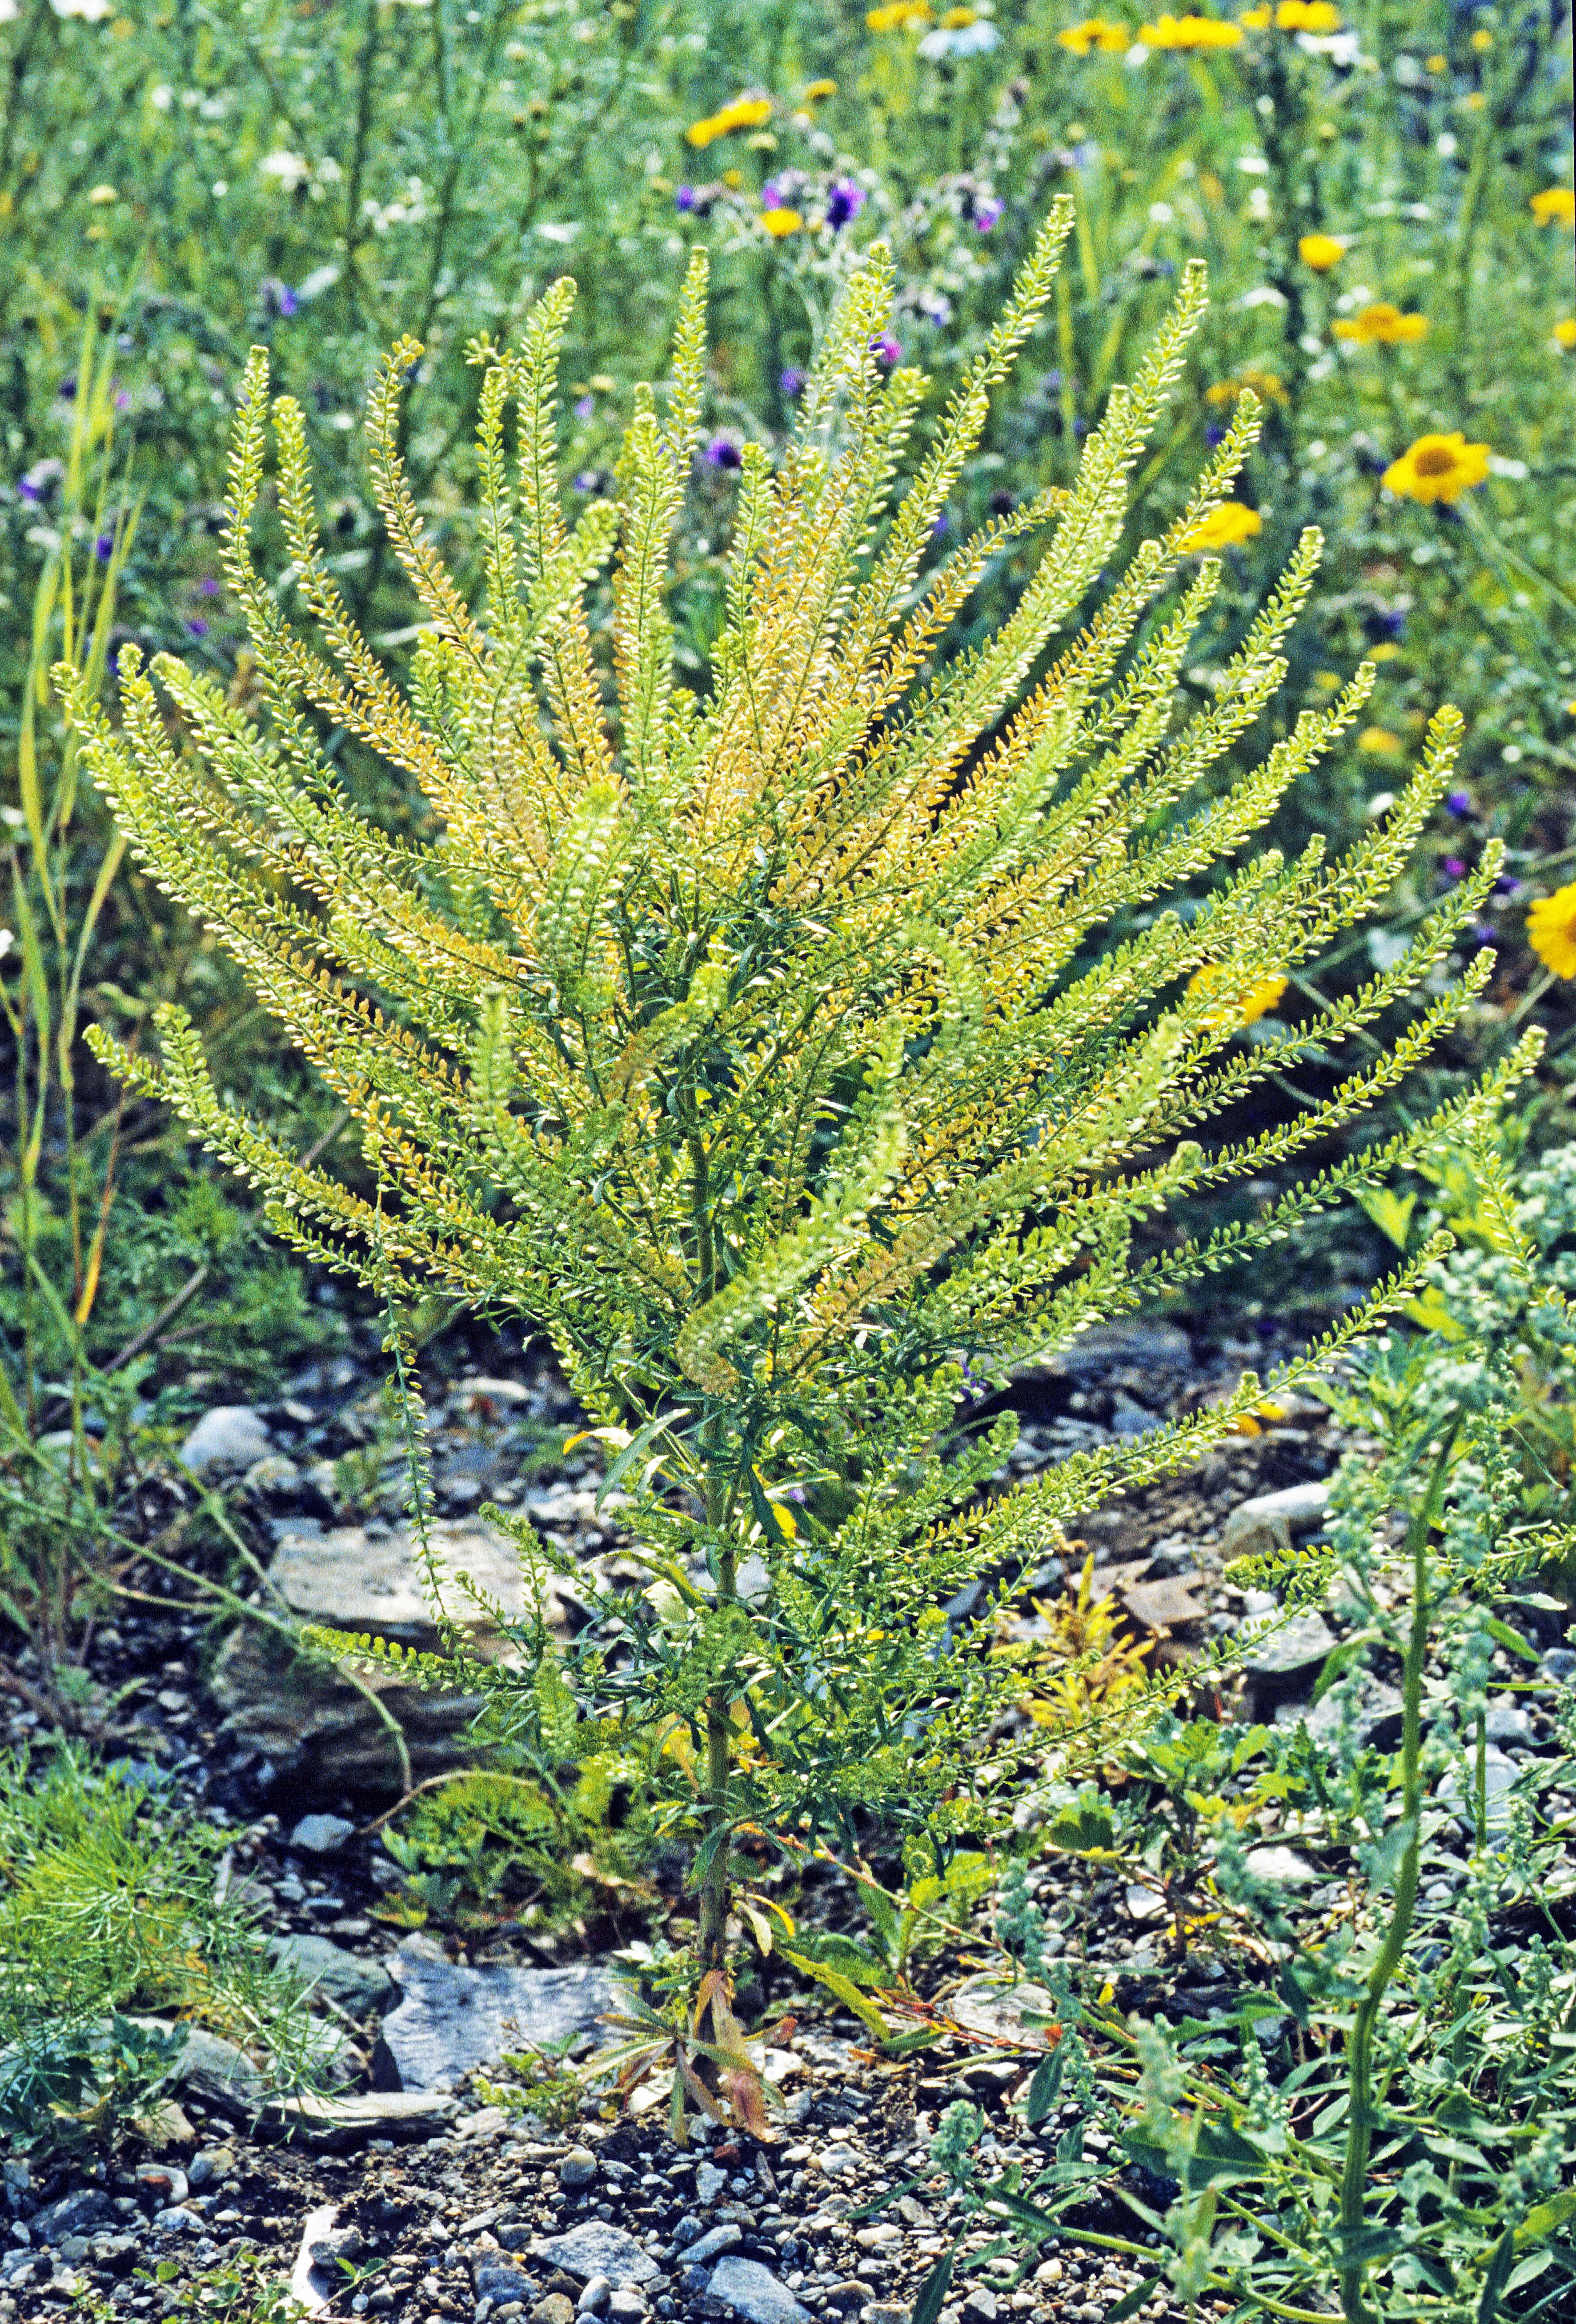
[{"x1": 62, "y1": 202, "x2": 1538, "y2": 2043}]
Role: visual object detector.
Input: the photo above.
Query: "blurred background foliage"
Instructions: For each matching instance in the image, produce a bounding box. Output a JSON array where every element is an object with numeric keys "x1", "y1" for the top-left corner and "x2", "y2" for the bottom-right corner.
[{"x1": 1, "y1": 0, "x2": 1572, "y2": 1426}]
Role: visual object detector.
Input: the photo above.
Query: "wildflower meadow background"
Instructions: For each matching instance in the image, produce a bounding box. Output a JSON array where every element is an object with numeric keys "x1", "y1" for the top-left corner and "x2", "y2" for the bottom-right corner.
[{"x1": 4, "y1": 8, "x2": 1576, "y2": 2320}]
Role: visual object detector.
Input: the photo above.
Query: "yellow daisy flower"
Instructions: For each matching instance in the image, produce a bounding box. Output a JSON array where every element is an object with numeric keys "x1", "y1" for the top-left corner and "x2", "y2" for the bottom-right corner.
[
  {"x1": 1298, "y1": 232, "x2": 1346, "y2": 270},
  {"x1": 1187, "y1": 961, "x2": 1289, "y2": 1026},
  {"x1": 1555, "y1": 319, "x2": 1576, "y2": 350},
  {"x1": 1239, "y1": 6, "x2": 1272, "y2": 24},
  {"x1": 1357, "y1": 725, "x2": 1402, "y2": 756},
  {"x1": 762, "y1": 208, "x2": 804, "y2": 236},
  {"x1": 1141, "y1": 12, "x2": 1243, "y2": 42},
  {"x1": 801, "y1": 77, "x2": 838, "y2": 99},
  {"x1": 1381, "y1": 431, "x2": 1492, "y2": 505},
  {"x1": 1528, "y1": 885, "x2": 1576, "y2": 979},
  {"x1": 1333, "y1": 302, "x2": 1429, "y2": 345},
  {"x1": 1276, "y1": 0, "x2": 1340, "y2": 28},
  {"x1": 1059, "y1": 16, "x2": 1130, "y2": 50},
  {"x1": 1179, "y1": 503, "x2": 1263, "y2": 549},
  {"x1": 1530, "y1": 187, "x2": 1576, "y2": 227},
  {"x1": 1205, "y1": 366, "x2": 1287, "y2": 407},
  {"x1": 867, "y1": 0, "x2": 932, "y2": 27}
]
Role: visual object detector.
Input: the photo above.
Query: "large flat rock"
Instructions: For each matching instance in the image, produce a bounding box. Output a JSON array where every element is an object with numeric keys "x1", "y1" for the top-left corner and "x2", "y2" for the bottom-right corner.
[
  {"x1": 210, "y1": 1519, "x2": 580, "y2": 1799},
  {"x1": 373, "y1": 1944, "x2": 621, "y2": 2092},
  {"x1": 529, "y1": 2221, "x2": 658, "y2": 2287}
]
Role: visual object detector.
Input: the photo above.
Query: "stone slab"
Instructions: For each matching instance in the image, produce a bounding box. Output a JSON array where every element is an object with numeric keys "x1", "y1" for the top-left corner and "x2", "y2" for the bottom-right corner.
[
  {"x1": 529, "y1": 2221, "x2": 658, "y2": 2288},
  {"x1": 375, "y1": 1946, "x2": 620, "y2": 2092},
  {"x1": 706, "y1": 2257, "x2": 814, "y2": 2324}
]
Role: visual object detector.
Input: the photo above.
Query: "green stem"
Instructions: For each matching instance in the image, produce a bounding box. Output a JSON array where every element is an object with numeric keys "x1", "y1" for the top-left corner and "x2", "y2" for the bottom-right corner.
[
  {"x1": 1475, "y1": 1705, "x2": 1488, "y2": 1855},
  {"x1": 1336, "y1": 1427, "x2": 1456, "y2": 2323}
]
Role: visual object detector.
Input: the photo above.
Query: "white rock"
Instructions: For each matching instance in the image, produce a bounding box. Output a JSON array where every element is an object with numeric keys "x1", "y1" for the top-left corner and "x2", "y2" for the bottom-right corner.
[
  {"x1": 1221, "y1": 1481, "x2": 1331, "y2": 1560},
  {"x1": 1242, "y1": 1845, "x2": 1319, "y2": 1886},
  {"x1": 530, "y1": 2222, "x2": 658, "y2": 2288},
  {"x1": 289, "y1": 1813, "x2": 355, "y2": 1856},
  {"x1": 686, "y1": 2225, "x2": 744, "y2": 2264},
  {"x1": 180, "y1": 1405, "x2": 273, "y2": 1478}
]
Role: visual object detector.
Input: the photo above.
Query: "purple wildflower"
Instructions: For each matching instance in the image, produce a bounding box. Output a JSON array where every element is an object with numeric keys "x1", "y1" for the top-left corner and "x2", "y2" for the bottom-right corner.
[
  {"x1": 778, "y1": 366, "x2": 806, "y2": 398},
  {"x1": 1445, "y1": 788, "x2": 1472, "y2": 817},
  {"x1": 572, "y1": 469, "x2": 601, "y2": 494},
  {"x1": 1441, "y1": 855, "x2": 1466, "y2": 880},
  {"x1": 974, "y1": 194, "x2": 1004, "y2": 232},
  {"x1": 1495, "y1": 873, "x2": 1521, "y2": 896},
  {"x1": 114, "y1": 391, "x2": 131, "y2": 412},
  {"x1": 1205, "y1": 424, "x2": 1226, "y2": 448},
  {"x1": 94, "y1": 532, "x2": 116, "y2": 561},
  {"x1": 18, "y1": 458, "x2": 64, "y2": 505},
  {"x1": 762, "y1": 179, "x2": 784, "y2": 210},
  {"x1": 705, "y1": 436, "x2": 743, "y2": 470},
  {"x1": 826, "y1": 180, "x2": 865, "y2": 230},
  {"x1": 198, "y1": 576, "x2": 220, "y2": 597},
  {"x1": 59, "y1": 376, "x2": 78, "y2": 401},
  {"x1": 931, "y1": 510, "x2": 950, "y2": 538},
  {"x1": 185, "y1": 618, "x2": 209, "y2": 639},
  {"x1": 870, "y1": 332, "x2": 902, "y2": 366},
  {"x1": 675, "y1": 185, "x2": 697, "y2": 213},
  {"x1": 574, "y1": 395, "x2": 595, "y2": 421}
]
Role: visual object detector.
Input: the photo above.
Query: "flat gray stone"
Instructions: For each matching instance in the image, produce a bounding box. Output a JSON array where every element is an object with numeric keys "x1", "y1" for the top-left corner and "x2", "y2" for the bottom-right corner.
[
  {"x1": 1221, "y1": 1482, "x2": 1331, "y2": 1561},
  {"x1": 261, "y1": 2088, "x2": 458, "y2": 2148},
  {"x1": 376, "y1": 1945, "x2": 619, "y2": 2092},
  {"x1": 705, "y1": 2259, "x2": 813, "y2": 2324},
  {"x1": 529, "y1": 2222, "x2": 658, "y2": 2288},
  {"x1": 180, "y1": 1405, "x2": 273, "y2": 1478},
  {"x1": 1436, "y1": 1746, "x2": 1520, "y2": 1835},
  {"x1": 1244, "y1": 1611, "x2": 1335, "y2": 1680},
  {"x1": 267, "y1": 1933, "x2": 396, "y2": 2017},
  {"x1": 1242, "y1": 1845, "x2": 1319, "y2": 1886},
  {"x1": 947, "y1": 1977, "x2": 1059, "y2": 2047},
  {"x1": 1298, "y1": 1673, "x2": 1404, "y2": 1753},
  {"x1": 685, "y1": 2224, "x2": 743, "y2": 2264},
  {"x1": 289, "y1": 1813, "x2": 356, "y2": 1856},
  {"x1": 1015, "y1": 1318, "x2": 1191, "y2": 1382}
]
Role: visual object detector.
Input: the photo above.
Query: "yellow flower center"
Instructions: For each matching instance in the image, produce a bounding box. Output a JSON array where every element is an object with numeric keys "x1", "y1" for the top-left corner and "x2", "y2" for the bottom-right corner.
[{"x1": 1412, "y1": 444, "x2": 1457, "y2": 477}]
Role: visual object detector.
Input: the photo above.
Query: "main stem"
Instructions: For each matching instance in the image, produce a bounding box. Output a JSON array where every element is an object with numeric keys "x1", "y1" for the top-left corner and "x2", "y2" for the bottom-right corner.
[
  {"x1": 1336, "y1": 1454, "x2": 1440, "y2": 2324},
  {"x1": 691, "y1": 1130, "x2": 734, "y2": 1980}
]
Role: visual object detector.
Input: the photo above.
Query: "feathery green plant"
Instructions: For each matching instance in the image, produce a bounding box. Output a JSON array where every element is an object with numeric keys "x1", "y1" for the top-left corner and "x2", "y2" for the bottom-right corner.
[{"x1": 62, "y1": 205, "x2": 1539, "y2": 2036}]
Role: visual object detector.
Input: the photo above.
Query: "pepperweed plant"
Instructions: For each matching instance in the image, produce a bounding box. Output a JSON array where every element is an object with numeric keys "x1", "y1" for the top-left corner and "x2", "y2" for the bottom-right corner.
[{"x1": 64, "y1": 212, "x2": 1538, "y2": 2040}]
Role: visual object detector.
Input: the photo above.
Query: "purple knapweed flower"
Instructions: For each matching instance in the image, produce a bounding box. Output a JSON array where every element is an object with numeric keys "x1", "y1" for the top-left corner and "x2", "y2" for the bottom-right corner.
[
  {"x1": 870, "y1": 332, "x2": 902, "y2": 366},
  {"x1": 705, "y1": 436, "x2": 743, "y2": 470},
  {"x1": 675, "y1": 185, "x2": 697, "y2": 213},
  {"x1": 974, "y1": 194, "x2": 1004, "y2": 232},
  {"x1": 574, "y1": 395, "x2": 595, "y2": 421},
  {"x1": 572, "y1": 469, "x2": 601, "y2": 494},
  {"x1": 762, "y1": 179, "x2": 784, "y2": 210},
  {"x1": 185, "y1": 618, "x2": 209, "y2": 639},
  {"x1": 198, "y1": 576, "x2": 220, "y2": 597},
  {"x1": 778, "y1": 365, "x2": 806, "y2": 398},
  {"x1": 826, "y1": 180, "x2": 865, "y2": 230},
  {"x1": 931, "y1": 510, "x2": 950, "y2": 538},
  {"x1": 1445, "y1": 788, "x2": 1472, "y2": 817},
  {"x1": 1441, "y1": 856, "x2": 1466, "y2": 880},
  {"x1": 94, "y1": 532, "x2": 116, "y2": 561},
  {"x1": 18, "y1": 458, "x2": 64, "y2": 505}
]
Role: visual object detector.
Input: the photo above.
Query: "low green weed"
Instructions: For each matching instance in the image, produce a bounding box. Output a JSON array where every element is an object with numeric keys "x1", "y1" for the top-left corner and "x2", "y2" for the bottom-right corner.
[{"x1": 0, "y1": 1748, "x2": 327, "y2": 2156}]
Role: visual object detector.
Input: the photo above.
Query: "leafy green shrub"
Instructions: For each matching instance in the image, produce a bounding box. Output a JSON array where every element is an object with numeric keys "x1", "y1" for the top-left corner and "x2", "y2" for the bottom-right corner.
[
  {"x1": 0, "y1": 1747, "x2": 326, "y2": 2155},
  {"x1": 65, "y1": 220, "x2": 1539, "y2": 2083}
]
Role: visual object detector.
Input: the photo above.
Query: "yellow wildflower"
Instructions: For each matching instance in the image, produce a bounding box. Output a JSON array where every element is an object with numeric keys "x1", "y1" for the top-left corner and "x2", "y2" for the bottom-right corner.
[
  {"x1": 88, "y1": 183, "x2": 119, "y2": 204},
  {"x1": 1333, "y1": 302, "x2": 1429, "y2": 345},
  {"x1": 1382, "y1": 431, "x2": 1491, "y2": 505},
  {"x1": 1240, "y1": 5, "x2": 1272, "y2": 24},
  {"x1": 1059, "y1": 16, "x2": 1130, "y2": 50},
  {"x1": 1276, "y1": 0, "x2": 1340, "y2": 28},
  {"x1": 721, "y1": 168, "x2": 744, "y2": 188},
  {"x1": 1528, "y1": 885, "x2": 1576, "y2": 979},
  {"x1": 1179, "y1": 502, "x2": 1263, "y2": 549},
  {"x1": 1426, "y1": 51, "x2": 1446, "y2": 69},
  {"x1": 762, "y1": 207, "x2": 803, "y2": 236},
  {"x1": 1298, "y1": 232, "x2": 1345, "y2": 270},
  {"x1": 1187, "y1": 960, "x2": 1289, "y2": 1026},
  {"x1": 1555, "y1": 318, "x2": 1576, "y2": 350},
  {"x1": 1141, "y1": 12, "x2": 1243, "y2": 43},
  {"x1": 1530, "y1": 187, "x2": 1576, "y2": 227},
  {"x1": 941, "y1": 6, "x2": 978, "y2": 22},
  {"x1": 867, "y1": 0, "x2": 932, "y2": 27},
  {"x1": 1358, "y1": 725, "x2": 1402, "y2": 756},
  {"x1": 801, "y1": 77, "x2": 838, "y2": 99},
  {"x1": 1469, "y1": 24, "x2": 1492, "y2": 46},
  {"x1": 1206, "y1": 365, "x2": 1287, "y2": 406}
]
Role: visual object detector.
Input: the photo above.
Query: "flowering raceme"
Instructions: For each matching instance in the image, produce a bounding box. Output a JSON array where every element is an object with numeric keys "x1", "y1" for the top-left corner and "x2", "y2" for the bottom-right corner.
[
  {"x1": 1334, "y1": 302, "x2": 1428, "y2": 346},
  {"x1": 1382, "y1": 432, "x2": 1492, "y2": 505}
]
